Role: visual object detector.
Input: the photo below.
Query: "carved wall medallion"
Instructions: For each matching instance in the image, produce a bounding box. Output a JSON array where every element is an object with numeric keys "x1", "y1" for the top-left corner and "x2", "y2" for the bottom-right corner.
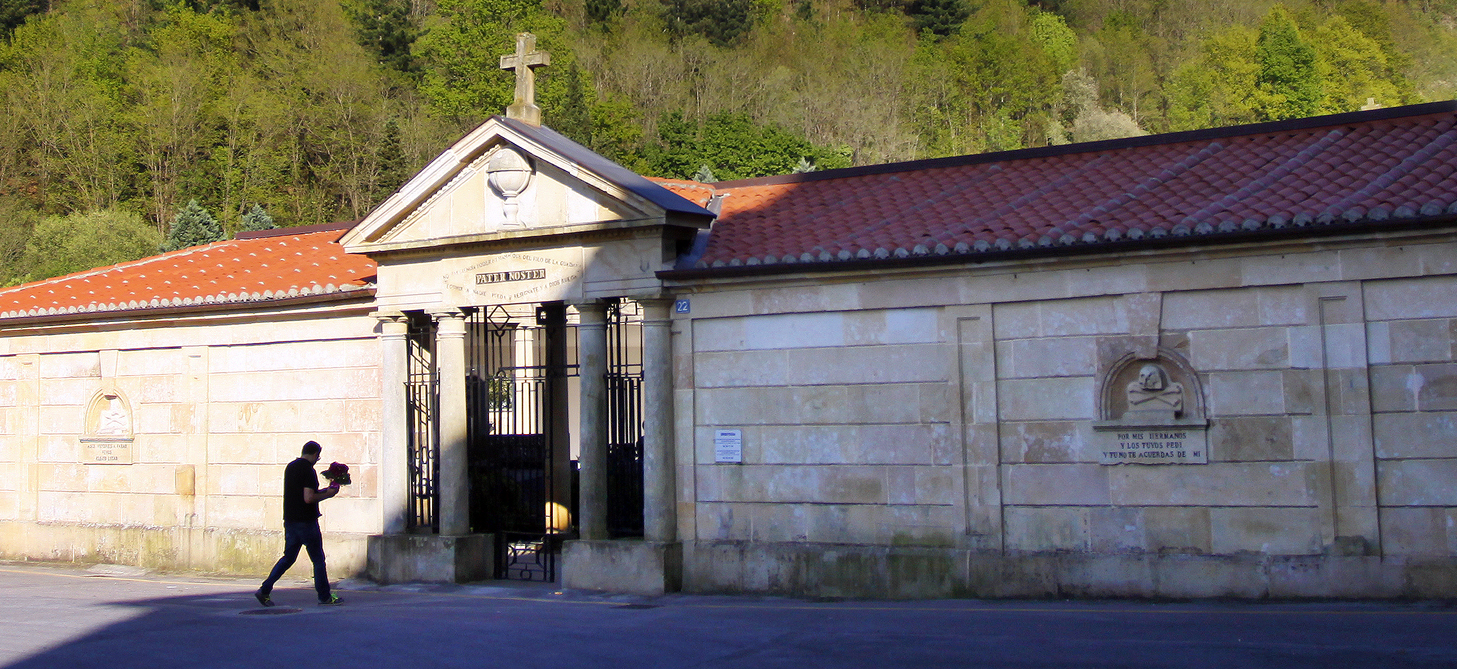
[
  {"x1": 80, "y1": 388, "x2": 134, "y2": 464},
  {"x1": 1094, "y1": 350, "x2": 1208, "y2": 465}
]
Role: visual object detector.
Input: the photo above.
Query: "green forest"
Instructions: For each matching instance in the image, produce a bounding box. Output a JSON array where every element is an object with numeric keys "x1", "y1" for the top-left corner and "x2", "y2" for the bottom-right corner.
[{"x1": 1, "y1": 0, "x2": 1455, "y2": 284}]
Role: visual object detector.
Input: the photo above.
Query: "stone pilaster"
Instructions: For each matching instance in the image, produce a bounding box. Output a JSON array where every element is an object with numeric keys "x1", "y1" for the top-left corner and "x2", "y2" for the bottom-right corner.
[
  {"x1": 374, "y1": 311, "x2": 410, "y2": 535},
  {"x1": 639, "y1": 298, "x2": 677, "y2": 543},
  {"x1": 575, "y1": 301, "x2": 609, "y2": 540},
  {"x1": 431, "y1": 308, "x2": 470, "y2": 536}
]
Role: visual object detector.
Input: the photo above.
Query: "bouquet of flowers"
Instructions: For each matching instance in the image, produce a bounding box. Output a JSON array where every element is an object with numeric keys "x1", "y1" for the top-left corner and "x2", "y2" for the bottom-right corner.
[{"x1": 321, "y1": 462, "x2": 351, "y2": 486}]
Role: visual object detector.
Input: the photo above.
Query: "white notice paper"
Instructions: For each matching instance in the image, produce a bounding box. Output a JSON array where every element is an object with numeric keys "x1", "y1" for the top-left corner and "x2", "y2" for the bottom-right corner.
[{"x1": 714, "y1": 429, "x2": 743, "y2": 464}]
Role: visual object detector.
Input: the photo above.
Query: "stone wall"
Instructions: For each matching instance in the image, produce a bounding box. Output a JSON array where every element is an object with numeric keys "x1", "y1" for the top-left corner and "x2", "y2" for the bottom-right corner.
[
  {"x1": 671, "y1": 231, "x2": 1457, "y2": 598},
  {"x1": 0, "y1": 304, "x2": 382, "y2": 577}
]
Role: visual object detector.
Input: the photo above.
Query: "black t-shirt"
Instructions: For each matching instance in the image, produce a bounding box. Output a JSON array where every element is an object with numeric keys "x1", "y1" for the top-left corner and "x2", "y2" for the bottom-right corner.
[{"x1": 282, "y1": 458, "x2": 322, "y2": 523}]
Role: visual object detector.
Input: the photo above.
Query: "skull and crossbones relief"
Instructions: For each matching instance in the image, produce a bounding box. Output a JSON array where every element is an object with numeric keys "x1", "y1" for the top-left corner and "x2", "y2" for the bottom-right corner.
[{"x1": 1125, "y1": 364, "x2": 1184, "y2": 415}]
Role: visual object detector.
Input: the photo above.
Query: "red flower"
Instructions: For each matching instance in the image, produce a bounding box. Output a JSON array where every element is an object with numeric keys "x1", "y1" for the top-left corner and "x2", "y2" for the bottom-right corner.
[{"x1": 322, "y1": 462, "x2": 351, "y2": 486}]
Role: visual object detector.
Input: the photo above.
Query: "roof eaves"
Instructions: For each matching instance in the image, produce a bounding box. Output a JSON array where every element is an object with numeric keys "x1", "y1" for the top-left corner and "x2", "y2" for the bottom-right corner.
[
  {"x1": 0, "y1": 284, "x2": 376, "y2": 328},
  {"x1": 659, "y1": 211, "x2": 1457, "y2": 281}
]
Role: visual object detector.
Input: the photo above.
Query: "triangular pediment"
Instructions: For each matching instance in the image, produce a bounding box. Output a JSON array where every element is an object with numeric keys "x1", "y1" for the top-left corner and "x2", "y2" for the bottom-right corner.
[{"x1": 340, "y1": 117, "x2": 711, "y2": 255}]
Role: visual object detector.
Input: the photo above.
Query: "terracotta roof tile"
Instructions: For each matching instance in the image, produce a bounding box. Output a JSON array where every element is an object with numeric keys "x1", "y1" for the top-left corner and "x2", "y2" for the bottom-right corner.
[
  {"x1": 685, "y1": 103, "x2": 1457, "y2": 269},
  {"x1": 0, "y1": 226, "x2": 375, "y2": 320}
]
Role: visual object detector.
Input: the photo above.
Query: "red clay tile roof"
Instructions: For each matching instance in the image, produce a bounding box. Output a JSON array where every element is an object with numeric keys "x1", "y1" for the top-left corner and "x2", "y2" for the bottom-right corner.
[
  {"x1": 684, "y1": 102, "x2": 1457, "y2": 269},
  {"x1": 0, "y1": 224, "x2": 375, "y2": 320},
  {"x1": 644, "y1": 177, "x2": 717, "y2": 208}
]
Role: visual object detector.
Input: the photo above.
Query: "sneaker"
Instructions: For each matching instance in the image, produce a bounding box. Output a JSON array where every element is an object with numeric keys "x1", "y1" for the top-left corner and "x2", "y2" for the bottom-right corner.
[
  {"x1": 318, "y1": 595, "x2": 343, "y2": 606},
  {"x1": 254, "y1": 589, "x2": 274, "y2": 607}
]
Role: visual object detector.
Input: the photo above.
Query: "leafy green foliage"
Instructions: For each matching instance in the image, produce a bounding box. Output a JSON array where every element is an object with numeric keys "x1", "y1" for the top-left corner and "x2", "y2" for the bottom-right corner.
[
  {"x1": 0, "y1": 196, "x2": 40, "y2": 285},
  {"x1": 414, "y1": 0, "x2": 570, "y2": 123},
  {"x1": 646, "y1": 111, "x2": 850, "y2": 181},
  {"x1": 162, "y1": 199, "x2": 224, "y2": 252},
  {"x1": 19, "y1": 208, "x2": 162, "y2": 281},
  {"x1": 1031, "y1": 10, "x2": 1077, "y2": 74}
]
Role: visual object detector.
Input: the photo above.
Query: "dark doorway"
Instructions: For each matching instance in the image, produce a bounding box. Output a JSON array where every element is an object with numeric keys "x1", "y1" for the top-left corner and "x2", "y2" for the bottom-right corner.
[{"x1": 465, "y1": 304, "x2": 574, "y2": 581}]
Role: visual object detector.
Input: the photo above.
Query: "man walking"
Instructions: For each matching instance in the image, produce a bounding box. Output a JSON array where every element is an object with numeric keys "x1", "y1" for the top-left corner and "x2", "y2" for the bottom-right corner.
[{"x1": 255, "y1": 440, "x2": 342, "y2": 606}]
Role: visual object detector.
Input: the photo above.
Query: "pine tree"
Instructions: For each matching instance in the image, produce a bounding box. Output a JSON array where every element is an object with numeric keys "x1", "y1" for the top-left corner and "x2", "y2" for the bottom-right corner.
[
  {"x1": 694, "y1": 165, "x2": 716, "y2": 183},
  {"x1": 555, "y1": 64, "x2": 594, "y2": 148},
  {"x1": 376, "y1": 119, "x2": 408, "y2": 200},
  {"x1": 908, "y1": 0, "x2": 968, "y2": 39},
  {"x1": 0, "y1": 0, "x2": 44, "y2": 39},
  {"x1": 163, "y1": 200, "x2": 224, "y2": 252},
  {"x1": 585, "y1": 0, "x2": 621, "y2": 25},
  {"x1": 239, "y1": 205, "x2": 275, "y2": 233}
]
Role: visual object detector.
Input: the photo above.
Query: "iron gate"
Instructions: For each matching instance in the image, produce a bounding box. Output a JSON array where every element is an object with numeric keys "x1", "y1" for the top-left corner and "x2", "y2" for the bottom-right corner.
[
  {"x1": 466, "y1": 304, "x2": 575, "y2": 581},
  {"x1": 405, "y1": 313, "x2": 439, "y2": 533},
  {"x1": 605, "y1": 300, "x2": 645, "y2": 539},
  {"x1": 404, "y1": 300, "x2": 646, "y2": 581}
]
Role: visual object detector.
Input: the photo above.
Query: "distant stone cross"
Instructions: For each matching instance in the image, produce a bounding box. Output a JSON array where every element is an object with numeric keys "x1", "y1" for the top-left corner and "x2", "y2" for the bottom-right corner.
[{"x1": 499, "y1": 33, "x2": 551, "y2": 126}]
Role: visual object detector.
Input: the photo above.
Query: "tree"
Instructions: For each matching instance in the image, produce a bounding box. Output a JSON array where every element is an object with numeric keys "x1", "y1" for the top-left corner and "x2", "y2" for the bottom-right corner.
[
  {"x1": 585, "y1": 0, "x2": 622, "y2": 26},
  {"x1": 646, "y1": 111, "x2": 851, "y2": 181},
  {"x1": 239, "y1": 204, "x2": 275, "y2": 232},
  {"x1": 1166, "y1": 25, "x2": 1261, "y2": 131},
  {"x1": 18, "y1": 208, "x2": 162, "y2": 282},
  {"x1": 163, "y1": 199, "x2": 224, "y2": 252},
  {"x1": 414, "y1": 0, "x2": 571, "y2": 123},
  {"x1": 553, "y1": 63, "x2": 593, "y2": 147},
  {"x1": 908, "y1": 0, "x2": 968, "y2": 38},
  {"x1": 341, "y1": 0, "x2": 420, "y2": 73},
  {"x1": 0, "y1": 196, "x2": 40, "y2": 285},
  {"x1": 1030, "y1": 10, "x2": 1077, "y2": 74},
  {"x1": 661, "y1": 0, "x2": 755, "y2": 46},
  {"x1": 1254, "y1": 5, "x2": 1323, "y2": 121},
  {"x1": 0, "y1": 0, "x2": 44, "y2": 39},
  {"x1": 1314, "y1": 15, "x2": 1401, "y2": 112}
]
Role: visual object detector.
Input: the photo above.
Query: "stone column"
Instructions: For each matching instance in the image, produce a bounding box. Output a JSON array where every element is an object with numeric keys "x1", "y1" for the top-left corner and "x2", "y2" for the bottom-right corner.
[
  {"x1": 639, "y1": 298, "x2": 677, "y2": 543},
  {"x1": 575, "y1": 300, "x2": 609, "y2": 541},
  {"x1": 373, "y1": 311, "x2": 410, "y2": 535},
  {"x1": 431, "y1": 308, "x2": 471, "y2": 536}
]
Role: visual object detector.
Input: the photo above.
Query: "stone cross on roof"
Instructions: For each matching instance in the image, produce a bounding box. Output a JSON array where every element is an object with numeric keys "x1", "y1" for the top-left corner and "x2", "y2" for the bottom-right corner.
[{"x1": 499, "y1": 33, "x2": 551, "y2": 126}]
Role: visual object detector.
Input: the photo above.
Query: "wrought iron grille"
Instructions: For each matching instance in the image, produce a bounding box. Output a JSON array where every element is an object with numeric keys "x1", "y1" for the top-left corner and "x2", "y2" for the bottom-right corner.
[
  {"x1": 605, "y1": 299, "x2": 645, "y2": 539},
  {"x1": 466, "y1": 304, "x2": 577, "y2": 581},
  {"x1": 405, "y1": 312, "x2": 439, "y2": 533}
]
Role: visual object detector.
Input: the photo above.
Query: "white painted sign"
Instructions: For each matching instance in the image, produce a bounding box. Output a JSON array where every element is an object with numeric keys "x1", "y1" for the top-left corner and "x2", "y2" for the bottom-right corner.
[
  {"x1": 714, "y1": 429, "x2": 743, "y2": 464},
  {"x1": 1099, "y1": 428, "x2": 1207, "y2": 465}
]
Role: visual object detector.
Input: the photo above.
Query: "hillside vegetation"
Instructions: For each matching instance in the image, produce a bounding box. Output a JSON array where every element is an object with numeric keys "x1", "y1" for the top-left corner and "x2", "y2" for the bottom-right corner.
[{"x1": 0, "y1": 0, "x2": 1454, "y2": 283}]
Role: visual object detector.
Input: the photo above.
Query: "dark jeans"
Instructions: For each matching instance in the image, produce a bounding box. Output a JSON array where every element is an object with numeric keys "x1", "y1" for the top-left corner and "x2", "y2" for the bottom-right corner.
[{"x1": 259, "y1": 520, "x2": 330, "y2": 602}]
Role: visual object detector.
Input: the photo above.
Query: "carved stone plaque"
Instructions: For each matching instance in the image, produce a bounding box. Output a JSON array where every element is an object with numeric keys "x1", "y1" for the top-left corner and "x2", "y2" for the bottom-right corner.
[
  {"x1": 1100, "y1": 428, "x2": 1206, "y2": 465},
  {"x1": 1093, "y1": 354, "x2": 1209, "y2": 466}
]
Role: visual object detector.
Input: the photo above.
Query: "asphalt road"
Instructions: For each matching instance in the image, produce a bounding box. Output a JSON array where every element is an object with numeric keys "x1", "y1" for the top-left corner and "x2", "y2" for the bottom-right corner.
[{"x1": 0, "y1": 561, "x2": 1454, "y2": 668}]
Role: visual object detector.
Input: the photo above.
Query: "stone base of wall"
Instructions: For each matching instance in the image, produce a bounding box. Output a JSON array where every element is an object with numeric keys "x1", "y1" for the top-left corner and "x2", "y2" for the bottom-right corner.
[
  {"x1": 0, "y1": 521, "x2": 370, "y2": 578},
  {"x1": 684, "y1": 541, "x2": 1457, "y2": 600},
  {"x1": 563, "y1": 540, "x2": 682, "y2": 596},
  {"x1": 366, "y1": 533, "x2": 493, "y2": 584}
]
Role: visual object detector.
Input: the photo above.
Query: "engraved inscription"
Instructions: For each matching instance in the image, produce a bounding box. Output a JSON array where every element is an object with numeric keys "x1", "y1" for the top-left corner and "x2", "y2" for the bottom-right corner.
[
  {"x1": 476, "y1": 268, "x2": 546, "y2": 284},
  {"x1": 1100, "y1": 429, "x2": 1207, "y2": 465}
]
